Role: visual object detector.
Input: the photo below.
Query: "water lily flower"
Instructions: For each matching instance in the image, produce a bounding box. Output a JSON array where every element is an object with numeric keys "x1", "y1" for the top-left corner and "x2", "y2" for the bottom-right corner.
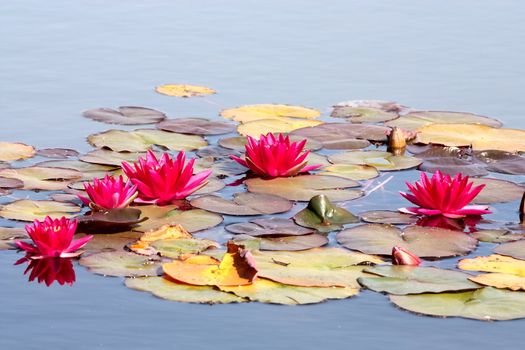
[
  {"x1": 78, "y1": 175, "x2": 137, "y2": 211},
  {"x1": 15, "y1": 217, "x2": 92, "y2": 259},
  {"x1": 392, "y1": 246, "x2": 421, "y2": 266},
  {"x1": 15, "y1": 257, "x2": 76, "y2": 286},
  {"x1": 230, "y1": 133, "x2": 322, "y2": 177},
  {"x1": 122, "y1": 150, "x2": 211, "y2": 205},
  {"x1": 399, "y1": 170, "x2": 491, "y2": 218}
]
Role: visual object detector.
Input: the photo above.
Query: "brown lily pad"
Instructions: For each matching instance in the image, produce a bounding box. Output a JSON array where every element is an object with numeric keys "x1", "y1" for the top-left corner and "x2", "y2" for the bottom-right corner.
[
  {"x1": 83, "y1": 106, "x2": 166, "y2": 125},
  {"x1": 157, "y1": 118, "x2": 235, "y2": 135}
]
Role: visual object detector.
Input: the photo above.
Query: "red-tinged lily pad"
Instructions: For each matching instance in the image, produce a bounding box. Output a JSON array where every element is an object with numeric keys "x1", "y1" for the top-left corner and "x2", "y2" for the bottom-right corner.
[
  {"x1": 83, "y1": 106, "x2": 166, "y2": 125},
  {"x1": 194, "y1": 157, "x2": 248, "y2": 177},
  {"x1": 79, "y1": 251, "x2": 163, "y2": 277},
  {"x1": 418, "y1": 157, "x2": 488, "y2": 177},
  {"x1": 294, "y1": 194, "x2": 358, "y2": 233},
  {"x1": 36, "y1": 148, "x2": 79, "y2": 159},
  {"x1": 337, "y1": 224, "x2": 478, "y2": 258},
  {"x1": 232, "y1": 233, "x2": 328, "y2": 251},
  {"x1": 359, "y1": 210, "x2": 418, "y2": 225},
  {"x1": 157, "y1": 118, "x2": 235, "y2": 135},
  {"x1": 469, "y1": 178, "x2": 524, "y2": 204},
  {"x1": 219, "y1": 278, "x2": 358, "y2": 305},
  {"x1": 225, "y1": 218, "x2": 315, "y2": 237},
  {"x1": 358, "y1": 265, "x2": 481, "y2": 295},
  {"x1": 0, "y1": 200, "x2": 81, "y2": 221},
  {"x1": 190, "y1": 192, "x2": 292, "y2": 216},
  {"x1": 389, "y1": 287, "x2": 525, "y2": 321},
  {"x1": 245, "y1": 175, "x2": 363, "y2": 202},
  {"x1": 76, "y1": 208, "x2": 147, "y2": 233},
  {"x1": 494, "y1": 240, "x2": 525, "y2": 260},
  {"x1": 134, "y1": 208, "x2": 223, "y2": 233},
  {"x1": 385, "y1": 111, "x2": 502, "y2": 130},
  {"x1": 87, "y1": 129, "x2": 207, "y2": 152},
  {"x1": 0, "y1": 166, "x2": 82, "y2": 190},
  {"x1": 125, "y1": 277, "x2": 245, "y2": 304},
  {"x1": 0, "y1": 142, "x2": 35, "y2": 162}
]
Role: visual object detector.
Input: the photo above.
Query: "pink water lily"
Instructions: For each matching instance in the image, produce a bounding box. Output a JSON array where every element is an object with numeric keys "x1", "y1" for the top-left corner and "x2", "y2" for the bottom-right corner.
[
  {"x1": 392, "y1": 246, "x2": 421, "y2": 266},
  {"x1": 78, "y1": 175, "x2": 137, "y2": 211},
  {"x1": 15, "y1": 217, "x2": 92, "y2": 259},
  {"x1": 230, "y1": 133, "x2": 322, "y2": 177},
  {"x1": 122, "y1": 150, "x2": 211, "y2": 205},
  {"x1": 399, "y1": 170, "x2": 491, "y2": 218}
]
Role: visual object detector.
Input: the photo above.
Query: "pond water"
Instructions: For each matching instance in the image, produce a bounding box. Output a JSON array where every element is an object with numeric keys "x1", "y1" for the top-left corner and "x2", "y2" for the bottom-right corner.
[{"x1": 1, "y1": 1, "x2": 525, "y2": 349}]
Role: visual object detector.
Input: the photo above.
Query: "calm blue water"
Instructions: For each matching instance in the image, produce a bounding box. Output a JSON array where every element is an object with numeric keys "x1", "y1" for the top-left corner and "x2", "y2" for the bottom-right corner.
[{"x1": 1, "y1": 1, "x2": 525, "y2": 349}]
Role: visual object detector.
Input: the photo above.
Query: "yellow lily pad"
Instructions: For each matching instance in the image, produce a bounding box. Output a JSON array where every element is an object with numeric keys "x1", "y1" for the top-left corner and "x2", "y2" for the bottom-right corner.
[
  {"x1": 221, "y1": 104, "x2": 321, "y2": 123},
  {"x1": 0, "y1": 142, "x2": 35, "y2": 162},
  {"x1": 458, "y1": 254, "x2": 525, "y2": 277},
  {"x1": 386, "y1": 111, "x2": 502, "y2": 130},
  {"x1": 155, "y1": 84, "x2": 216, "y2": 97},
  {"x1": 237, "y1": 118, "x2": 323, "y2": 137},
  {"x1": 0, "y1": 200, "x2": 81, "y2": 221}
]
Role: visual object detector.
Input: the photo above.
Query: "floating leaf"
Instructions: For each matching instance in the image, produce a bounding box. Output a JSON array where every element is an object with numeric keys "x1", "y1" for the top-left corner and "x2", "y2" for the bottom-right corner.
[
  {"x1": 233, "y1": 233, "x2": 328, "y2": 251},
  {"x1": 319, "y1": 164, "x2": 379, "y2": 181},
  {"x1": 37, "y1": 160, "x2": 118, "y2": 180},
  {"x1": 358, "y1": 266, "x2": 480, "y2": 295},
  {"x1": 196, "y1": 145, "x2": 241, "y2": 159},
  {"x1": 329, "y1": 150, "x2": 422, "y2": 171},
  {"x1": 415, "y1": 124, "x2": 525, "y2": 152},
  {"x1": 459, "y1": 254, "x2": 525, "y2": 276},
  {"x1": 245, "y1": 175, "x2": 363, "y2": 202},
  {"x1": 237, "y1": 118, "x2": 323, "y2": 137},
  {"x1": 0, "y1": 166, "x2": 82, "y2": 190},
  {"x1": 418, "y1": 157, "x2": 488, "y2": 177},
  {"x1": 471, "y1": 230, "x2": 525, "y2": 243},
  {"x1": 294, "y1": 195, "x2": 358, "y2": 233},
  {"x1": 0, "y1": 142, "x2": 35, "y2": 162},
  {"x1": 390, "y1": 287, "x2": 525, "y2": 321},
  {"x1": 494, "y1": 240, "x2": 525, "y2": 260},
  {"x1": 36, "y1": 148, "x2": 79, "y2": 159},
  {"x1": 125, "y1": 277, "x2": 244, "y2": 304},
  {"x1": 79, "y1": 150, "x2": 154, "y2": 167},
  {"x1": 221, "y1": 104, "x2": 321, "y2": 123},
  {"x1": 386, "y1": 111, "x2": 502, "y2": 130},
  {"x1": 87, "y1": 129, "x2": 207, "y2": 152},
  {"x1": 359, "y1": 210, "x2": 418, "y2": 225},
  {"x1": 252, "y1": 248, "x2": 383, "y2": 287},
  {"x1": 190, "y1": 193, "x2": 292, "y2": 216},
  {"x1": 331, "y1": 106, "x2": 398, "y2": 123},
  {"x1": 469, "y1": 178, "x2": 524, "y2": 204},
  {"x1": 469, "y1": 273, "x2": 525, "y2": 291},
  {"x1": 155, "y1": 84, "x2": 216, "y2": 97},
  {"x1": 220, "y1": 278, "x2": 358, "y2": 305},
  {"x1": 79, "y1": 251, "x2": 162, "y2": 277},
  {"x1": 0, "y1": 227, "x2": 26, "y2": 250},
  {"x1": 134, "y1": 208, "x2": 223, "y2": 233},
  {"x1": 194, "y1": 157, "x2": 247, "y2": 177},
  {"x1": 149, "y1": 238, "x2": 219, "y2": 258},
  {"x1": 218, "y1": 135, "x2": 323, "y2": 151},
  {"x1": 0, "y1": 200, "x2": 81, "y2": 221},
  {"x1": 474, "y1": 150, "x2": 525, "y2": 175},
  {"x1": 78, "y1": 231, "x2": 142, "y2": 254},
  {"x1": 337, "y1": 224, "x2": 477, "y2": 258},
  {"x1": 191, "y1": 177, "x2": 225, "y2": 195},
  {"x1": 77, "y1": 208, "x2": 147, "y2": 233},
  {"x1": 162, "y1": 242, "x2": 257, "y2": 286},
  {"x1": 226, "y1": 218, "x2": 315, "y2": 237},
  {"x1": 0, "y1": 177, "x2": 23, "y2": 190},
  {"x1": 157, "y1": 118, "x2": 235, "y2": 135},
  {"x1": 83, "y1": 106, "x2": 166, "y2": 125}
]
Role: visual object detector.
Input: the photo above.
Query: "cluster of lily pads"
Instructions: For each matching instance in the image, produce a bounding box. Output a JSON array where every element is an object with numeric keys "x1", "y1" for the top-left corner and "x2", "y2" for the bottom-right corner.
[{"x1": 2, "y1": 84, "x2": 525, "y2": 321}]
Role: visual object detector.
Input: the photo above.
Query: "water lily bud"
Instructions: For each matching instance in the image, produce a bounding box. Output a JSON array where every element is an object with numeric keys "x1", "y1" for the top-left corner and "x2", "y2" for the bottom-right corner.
[{"x1": 392, "y1": 246, "x2": 421, "y2": 266}]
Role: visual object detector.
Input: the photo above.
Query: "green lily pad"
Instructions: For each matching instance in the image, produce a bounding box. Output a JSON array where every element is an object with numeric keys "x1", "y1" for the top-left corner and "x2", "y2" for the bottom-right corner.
[
  {"x1": 245, "y1": 175, "x2": 363, "y2": 202},
  {"x1": 149, "y1": 238, "x2": 219, "y2": 258},
  {"x1": 232, "y1": 233, "x2": 328, "y2": 251},
  {"x1": 125, "y1": 277, "x2": 245, "y2": 304},
  {"x1": 87, "y1": 129, "x2": 207, "y2": 152},
  {"x1": 329, "y1": 150, "x2": 422, "y2": 171},
  {"x1": 79, "y1": 149, "x2": 155, "y2": 167},
  {"x1": 293, "y1": 194, "x2": 358, "y2": 233},
  {"x1": 494, "y1": 240, "x2": 525, "y2": 260},
  {"x1": 157, "y1": 118, "x2": 235, "y2": 135},
  {"x1": 319, "y1": 164, "x2": 379, "y2": 181},
  {"x1": 79, "y1": 251, "x2": 162, "y2": 277},
  {"x1": 330, "y1": 106, "x2": 398, "y2": 123},
  {"x1": 0, "y1": 200, "x2": 81, "y2": 221},
  {"x1": 77, "y1": 231, "x2": 142, "y2": 254},
  {"x1": 225, "y1": 218, "x2": 315, "y2": 237},
  {"x1": 36, "y1": 160, "x2": 118, "y2": 180},
  {"x1": 359, "y1": 210, "x2": 418, "y2": 225},
  {"x1": 0, "y1": 226, "x2": 27, "y2": 250},
  {"x1": 0, "y1": 166, "x2": 82, "y2": 190},
  {"x1": 469, "y1": 178, "x2": 524, "y2": 204},
  {"x1": 83, "y1": 106, "x2": 166, "y2": 125},
  {"x1": 337, "y1": 224, "x2": 478, "y2": 258},
  {"x1": 385, "y1": 111, "x2": 502, "y2": 130},
  {"x1": 220, "y1": 278, "x2": 358, "y2": 305},
  {"x1": 390, "y1": 287, "x2": 525, "y2": 321},
  {"x1": 190, "y1": 193, "x2": 292, "y2": 216},
  {"x1": 472, "y1": 230, "x2": 525, "y2": 243},
  {"x1": 358, "y1": 265, "x2": 481, "y2": 295},
  {"x1": 134, "y1": 208, "x2": 223, "y2": 233}
]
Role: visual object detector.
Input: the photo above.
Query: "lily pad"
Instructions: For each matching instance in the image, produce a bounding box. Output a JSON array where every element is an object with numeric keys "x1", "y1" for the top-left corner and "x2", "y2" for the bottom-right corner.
[
  {"x1": 385, "y1": 111, "x2": 502, "y2": 130},
  {"x1": 245, "y1": 175, "x2": 363, "y2": 202},
  {"x1": 83, "y1": 106, "x2": 166, "y2": 125},
  {"x1": 469, "y1": 273, "x2": 525, "y2": 291},
  {"x1": 220, "y1": 278, "x2": 358, "y2": 305},
  {"x1": 290, "y1": 123, "x2": 389, "y2": 148},
  {"x1": 359, "y1": 210, "x2": 418, "y2": 225},
  {"x1": 474, "y1": 150, "x2": 525, "y2": 175},
  {"x1": 331, "y1": 106, "x2": 398, "y2": 123},
  {"x1": 125, "y1": 277, "x2": 244, "y2": 304},
  {"x1": 87, "y1": 129, "x2": 207, "y2": 152},
  {"x1": 155, "y1": 84, "x2": 216, "y2": 97},
  {"x1": 390, "y1": 287, "x2": 525, "y2": 321},
  {"x1": 0, "y1": 177, "x2": 23, "y2": 190},
  {"x1": 190, "y1": 193, "x2": 292, "y2": 216},
  {"x1": 358, "y1": 265, "x2": 480, "y2": 295},
  {"x1": 471, "y1": 230, "x2": 525, "y2": 243},
  {"x1": 458, "y1": 254, "x2": 525, "y2": 276},
  {"x1": 0, "y1": 142, "x2": 35, "y2": 162},
  {"x1": 157, "y1": 118, "x2": 235, "y2": 135},
  {"x1": 329, "y1": 150, "x2": 422, "y2": 171},
  {"x1": 418, "y1": 157, "x2": 488, "y2": 177},
  {"x1": 79, "y1": 251, "x2": 162, "y2": 277},
  {"x1": 76, "y1": 208, "x2": 147, "y2": 233},
  {"x1": 0, "y1": 166, "x2": 82, "y2": 190},
  {"x1": 294, "y1": 195, "x2": 358, "y2": 233},
  {"x1": 0, "y1": 200, "x2": 81, "y2": 221},
  {"x1": 0, "y1": 227, "x2": 26, "y2": 250},
  {"x1": 337, "y1": 224, "x2": 478, "y2": 258},
  {"x1": 78, "y1": 231, "x2": 142, "y2": 254},
  {"x1": 36, "y1": 160, "x2": 118, "y2": 180},
  {"x1": 218, "y1": 135, "x2": 323, "y2": 152},
  {"x1": 36, "y1": 148, "x2": 79, "y2": 159},
  {"x1": 232, "y1": 233, "x2": 328, "y2": 251},
  {"x1": 220, "y1": 104, "x2": 321, "y2": 123},
  {"x1": 469, "y1": 178, "x2": 524, "y2": 204},
  {"x1": 148, "y1": 238, "x2": 219, "y2": 258},
  {"x1": 225, "y1": 218, "x2": 315, "y2": 237},
  {"x1": 196, "y1": 145, "x2": 241, "y2": 159},
  {"x1": 134, "y1": 208, "x2": 223, "y2": 233},
  {"x1": 319, "y1": 164, "x2": 379, "y2": 181},
  {"x1": 237, "y1": 118, "x2": 323, "y2": 137},
  {"x1": 79, "y1": 150, "x2": 154, "y2": 167},
  {"x1": 194, "y1": 157, "x2": 247, "y2": 177},
  {"x1": 494, "y1": 240, "x2": 525, "y2": 260}
]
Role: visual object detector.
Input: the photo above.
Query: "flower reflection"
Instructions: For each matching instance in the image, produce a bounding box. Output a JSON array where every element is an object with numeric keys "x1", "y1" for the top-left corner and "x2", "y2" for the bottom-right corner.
[
  {"x1": 15, "y1": 256, "x2": 76, "y2": 286},
  {"x1": 416, "y1": 215, "x2": 482, "y2": 232}
]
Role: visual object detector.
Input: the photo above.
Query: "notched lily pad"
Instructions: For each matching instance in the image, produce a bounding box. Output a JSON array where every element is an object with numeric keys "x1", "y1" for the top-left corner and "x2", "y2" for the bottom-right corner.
[
  {"x1": 190, "y1": 192, "x2": 292, "y2": 216},
  {"x1": 77, "y1": 208, "x2": 147, "y2": 233},
  {"x1": 237, "y1": 118, "x2": 323, "y2": 137},
  {"x1": 494, "y1": 240, "x2": 525, "y2": 260},
  {"x1": 36, "y1": 148, "x2": 79, "y2": 159},
  {"x1": 469, "y1": 178, "x2": 524, "y2": 204},
  {"x1": 226, "y1": 218, "x2": 315, "y2": 237},
  {"x1": 0, "y1": 200, "x2": 81, "y2": 221},
  {"x1": 83, "y1": 106, "x2": 166, "y2": 125},
  {"x1": 134, "y1": 208, "x2": 223, "y2": 233},
  {"x1": 0, "y1": 166, "x2": 82, "y2": 190},
  {"x1": 359, "y1": 210, "x2": 418, "y2": 225},
  {"x1": 157, "y1": 118, "x2": 235, "y2": 135},
  {"x1": 329, "y1": 150, "x2": 422, "y2": 171},
  {"x1": 155, "y1": 84, "x2": 216, "y2": 98},
  {"x1": 232, "y1": 233, "x2": 328, "y2": 251},
  {"x1": 0, "y1": 142, "x2": 35, "y2": 162},
  {"x1": 294, "y1": 195, "x2": 358, "y2": 232},
  {"x1": 79, "y1": 251, "x2": 162, "y2": 277},
  {"x1": 220, "y1": 104, "x2": 321, "y2": 123},
  {"x1": 386, "y1": 111, "x2": 502, "y2": 130}
]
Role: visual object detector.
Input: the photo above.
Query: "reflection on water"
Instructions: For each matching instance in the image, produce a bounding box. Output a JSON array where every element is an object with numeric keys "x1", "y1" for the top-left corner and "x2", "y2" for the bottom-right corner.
[
  {"x1": 15, "y1": 256, "x2": 76, "y2": 287},
  {"x1": 416, "y1": 215, "x2": 481, "y2": 232}
]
